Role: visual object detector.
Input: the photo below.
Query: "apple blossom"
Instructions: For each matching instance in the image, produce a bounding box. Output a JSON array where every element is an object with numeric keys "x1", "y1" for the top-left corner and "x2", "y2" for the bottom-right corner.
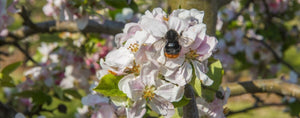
[
  {"x1": 196, "y1": 87, "x2": 231, "y2": 118},
  {"x1": 118, "y1": 68, "x2": 184, "y2": 116},
  {"x1": 0, "y1": 0, "x2": 19, "y2": 36},
  {"x1": 93, "y1": 7, "x2": 220, "y2": 117},
  {"x1": 143, "y1": 8, "x2": 217, "y2": 86},
  {"x1": 42, "y1": 0, "x2": 89, "y2": 29}
]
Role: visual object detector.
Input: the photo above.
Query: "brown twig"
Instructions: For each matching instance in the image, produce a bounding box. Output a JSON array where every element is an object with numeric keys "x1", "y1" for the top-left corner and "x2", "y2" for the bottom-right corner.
[
  {"x1": 12, "y1": 42, "x2": 38, "y2": 64},
  {"x1": 19, "y1": 6, "x2": 40, "y2": 31},
  {"x1": 246, "y1": 37, "x2": 300, "y2": 76},
  {"x1": 217, "y1": 0, "x2": 233, "y2": 9},
  {"x1": 222, "y1": 79, "x2": 300, "y2": 100},
  {"x1": 226, "y1": 103, "x2": 285, "y2": 116}
]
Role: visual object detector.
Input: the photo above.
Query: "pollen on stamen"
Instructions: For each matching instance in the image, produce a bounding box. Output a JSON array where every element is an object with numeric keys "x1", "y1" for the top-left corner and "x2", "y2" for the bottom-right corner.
[
  {"x1": 124, "y1": 61, "x2": 140, "y2": 75},
  {"x1": 163, "y1": 16, "x2": 169, "y2": 21},
  {"x1": 186, "y1": 50, "x2": 199, "y2": 59},
  {"x1": 108, "y1": 70, "x2": 117, "y2": 75},
  {"x1": 143, "y1": 86, "x2": 155, "y2": 101},
  {"x1": 127, "y1": 43, "x2": 139, "y2": 53}
]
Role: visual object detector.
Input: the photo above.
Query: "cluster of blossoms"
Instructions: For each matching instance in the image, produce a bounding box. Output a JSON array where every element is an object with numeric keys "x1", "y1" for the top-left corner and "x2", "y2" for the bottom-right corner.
[
  {"x1": 259, "y1": 0, "x2": 289, "y2": 13},
  {"x1": 43, "y1": 0, "x2": 93, "y2": 29},
  {"x1": 82, "y1": 8, "x2": 222, "y2": 117},
  {"x1": 0, "y1": 0, "x2": 18, "y2": 36},
  {"x1": 7, "y1": 39, "x2": 113, "y2": 117},
  {"x1": 215, "y1": 0, "x2": 285, "y2": 74}
]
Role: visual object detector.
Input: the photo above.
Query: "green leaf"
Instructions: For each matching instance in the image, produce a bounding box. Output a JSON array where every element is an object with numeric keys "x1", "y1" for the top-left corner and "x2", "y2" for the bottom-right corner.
[
  {"x1": 1, "y1": 61, "x2": 22, "y2": 75},
  {"x1": 0, "y1": 74, "x2": 15, "y2": 87},
  {"x1": 190, "y1": 75, "x2": 202, "y2": 97},
  {"x1": 172, "y1": 107, "x2": 183, "y2": 118},
  {"x1": 202, "y1": 60, "x2": 224, "y2": 102},
  {"x1": 15, "y1": 90, "x2": 52, "y2": 105},
  {"x1": 108, "y1": 8, "x2": 122, "y2": 20},
  {"x1": 172, "y1": 96, "x2": 191, "y2": 108},
  {"x1": 110, "y1": 96, "x2": 128, "y2": 106},
  {"x1": 93, "y1": 74, "x2": 126, "y2": 97},
  {"x1": 104, "y1": 0, "x2": 128, "y2": 8},
  {"x1": 289, "y1": 100, "x2": 300, "y2": 116},
  {"x1": 64, "y1": 89, "x2": 82, "y2": 99},
  {"x1": 54, "y1": 86, "x2": 64, "y2": 100}
]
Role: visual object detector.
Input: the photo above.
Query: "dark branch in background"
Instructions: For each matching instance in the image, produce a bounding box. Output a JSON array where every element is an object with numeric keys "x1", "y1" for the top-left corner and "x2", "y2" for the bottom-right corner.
[
  {"x1": 217, "y1": 0, "x2": 233, "y2": 9},
  {"x1": 246, "y1": 37, "x2": 300, "y2": 76},
  {"x1": 12, "y1": 42, "x2": 37, "y2": 64},
  {"x1": 226, "y1": 103, "x2": 285, "y2": 116},
  {"x1": 3, "y1": 20, "x2": 124, "y2": 41},
  {"x1": 19, "y1": 6, "x2": 40, "y2": 31},
  {"x1": 0, "y1": 51, "x2": 9, "y2": 56},
  {"x1": 222, "y1": 79, "x2": 300, "y2": 100},
  {"x1": 183, "y1": 84, "x2": 199, "y2": 118},
  {"x1": 0, "y1": 102, "x2": 17, "y2": 118}
]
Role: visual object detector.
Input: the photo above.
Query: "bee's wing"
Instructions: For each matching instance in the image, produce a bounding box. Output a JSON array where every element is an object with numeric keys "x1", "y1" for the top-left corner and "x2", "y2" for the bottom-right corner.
[
  {"x1": 178, "y1": 37, "x2": 194, "y2": 47},
  {"x1": 152, "y1": 39, "x2": 166, "y2": 52}
]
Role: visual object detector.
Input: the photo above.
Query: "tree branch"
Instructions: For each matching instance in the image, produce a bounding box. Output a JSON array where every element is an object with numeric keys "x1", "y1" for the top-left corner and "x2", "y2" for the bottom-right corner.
[
  {"x1": 223, "y1": 79, "x2": 300, "y2": 100},
  {"x1": 3, "y1": 20, "x2": 124, "y2": 41},
  {"x1": 12, "y1": 42, "x2": 38, "y2": 64},
  {"x1": 217, "y1": 0, "x2": 232, "y2": 9},
  {"x1": 0, "y1": 102, "x2": 17, "y2": 118},
  {"x1": 183, "y1": 84, "x2": 199, "y2": 118},
  {"x1": 246, "y1": 37, "x2": 300, "y2": 76},
  {"x1": 226, "y1": 103, "x2": 285, "y2": 116}
]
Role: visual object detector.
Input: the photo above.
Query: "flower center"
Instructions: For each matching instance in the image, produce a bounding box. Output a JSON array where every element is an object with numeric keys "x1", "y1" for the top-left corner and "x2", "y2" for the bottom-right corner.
[
  {"x1": 186, "y1": 49, "x2": 199, "y2": 59},
  {"x1": 124, "y1": 61, "x2": 140, "y2": 75},
  {"x1": 127, "y1": 43, "x2": 139, "y2": 53},
  {"x1": 143, "y1": 86, "x2": 155, "y2": 101}
]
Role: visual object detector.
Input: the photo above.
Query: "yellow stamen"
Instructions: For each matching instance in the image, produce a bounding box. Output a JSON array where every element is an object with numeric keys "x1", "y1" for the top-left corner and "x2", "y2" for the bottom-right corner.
[
  {"x1": 127, "y1": 43, "x2": 139, "y2": 53},
  {"x1": 124, "y1": 61, "x2": 140, "y2": 75},
  {"x1": 186, "y1": 50, "x2": 199, "y2": 59},
  {"x1": 143, "y1": 86, "x2": 155, "y2": 101},
  {"x1": 163, "y1": 16, "x2": 169, "y2": 21},
  {"x1": 108, "y1": 70, "x2": 117, "y2": 75}
]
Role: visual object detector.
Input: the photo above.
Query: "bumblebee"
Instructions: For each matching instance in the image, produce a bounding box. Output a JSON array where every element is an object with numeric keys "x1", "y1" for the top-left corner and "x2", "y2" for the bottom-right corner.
[
  {"x1": 164, "y1": 29, "x2": 181, "y2": 58},
  {"x1": 151, "y1": 29, "x2": 193, "y2": 59}
]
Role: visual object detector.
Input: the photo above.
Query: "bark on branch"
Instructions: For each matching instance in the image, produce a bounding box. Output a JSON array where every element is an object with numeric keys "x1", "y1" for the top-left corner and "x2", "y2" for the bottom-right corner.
[
  {"x1": 6, "y1": 20, "x2": 124, "y2": 40},
  {"x1": 223, "y1": 79, "x2": 300, "y2": 100}
]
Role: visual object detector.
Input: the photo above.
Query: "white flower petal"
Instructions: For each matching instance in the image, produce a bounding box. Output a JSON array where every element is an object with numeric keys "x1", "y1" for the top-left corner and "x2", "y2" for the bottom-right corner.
[
  {"x1": 289, "y1": 71, "x2": 298, "y2": 83},
  {"x1": 140, "y1": 62, "x2": 158, "y2": 86},
  {"x1": 190, "y1": 9, "x2": 205, "y2": 23},
  {"x1": 128, "y1": 78, "x2": 145, "y2": 101},
  {"x1": 76, "y1": 14, "x2": 89, "y2": 30},
  {"x1": 155, "y1": 82, "x2": 184, "y2": 102},
  {"x1": 105, "y1": 47, "x2": 134, "y2": 73},
  {"x1": 192, "y1": 60, "x2": 213, "y2": 86},
  {"x1": 164, "y1": 62, "x2": 193, "y2": 86},
  {"x1": 15, "y1": 113, "x2": 26, "y2": 118},
  {"x1": 140, "y1": 17, "x2": 168, "y2": 38},
  {"x1": 168, "y1": 16, "x2": 188, "y2": 34},
  {"x1": 81, "y1": 94, "x2": 109, "y2": 106},
  {"x1": 126, "y1": 99, "x2": 146, "y2": 118},
  {"x1": 164, "y1": 55, "x2": 185, "y2": 69},
  {"x1": 118, "y1": 74, "x2": 136, "y2": 99},
  {"x1": 149, "y1": 96, "x2": 174, "y2": 116}
]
